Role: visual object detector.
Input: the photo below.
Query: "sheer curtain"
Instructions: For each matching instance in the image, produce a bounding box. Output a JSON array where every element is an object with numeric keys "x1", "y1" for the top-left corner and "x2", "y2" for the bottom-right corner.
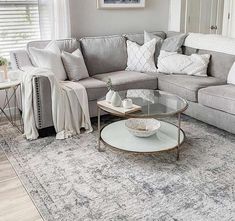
[{"x1": 38, "y1": 0, "x2": 71, "y2": 40}]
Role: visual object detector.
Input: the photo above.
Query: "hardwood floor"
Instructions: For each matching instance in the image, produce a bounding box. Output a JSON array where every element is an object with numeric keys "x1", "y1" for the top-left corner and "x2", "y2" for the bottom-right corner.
[{"x1": 0, "y1": 148, "x2": 43, "y2": 221}]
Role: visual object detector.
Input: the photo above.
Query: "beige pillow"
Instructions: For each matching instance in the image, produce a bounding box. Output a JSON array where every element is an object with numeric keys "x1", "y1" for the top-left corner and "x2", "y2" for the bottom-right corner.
[{"x1": 61, "y1": 49, "x2": 89, "y2": 81}]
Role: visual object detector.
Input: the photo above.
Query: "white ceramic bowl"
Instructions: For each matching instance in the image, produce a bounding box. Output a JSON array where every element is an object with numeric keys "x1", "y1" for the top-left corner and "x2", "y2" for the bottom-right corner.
[{"x1": 125, "y1": 118, "x2": 161, "y2": 138}]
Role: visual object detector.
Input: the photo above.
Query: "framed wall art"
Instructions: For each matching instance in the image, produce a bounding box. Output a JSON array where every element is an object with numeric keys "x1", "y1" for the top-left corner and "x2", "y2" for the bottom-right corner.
[{"x1": 97, "y1": 0, "x2": 146, "y2": 9}]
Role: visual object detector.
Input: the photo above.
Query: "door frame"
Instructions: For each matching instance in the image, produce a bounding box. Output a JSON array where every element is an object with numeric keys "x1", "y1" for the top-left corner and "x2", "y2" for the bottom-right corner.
[{"x1": 222, "y1": 0, "x2": 234, "y2": 36}]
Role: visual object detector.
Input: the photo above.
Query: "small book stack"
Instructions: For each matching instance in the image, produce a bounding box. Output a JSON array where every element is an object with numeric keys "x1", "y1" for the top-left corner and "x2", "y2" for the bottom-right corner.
[{"x1": 97, "y1": 100, "x2": 141, "y2": 114}]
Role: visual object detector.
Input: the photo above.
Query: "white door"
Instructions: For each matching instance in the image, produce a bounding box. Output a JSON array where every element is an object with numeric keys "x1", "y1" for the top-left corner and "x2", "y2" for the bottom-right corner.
[{"x1": 185, "y1": 0, "x2": 224, "y2": 34}]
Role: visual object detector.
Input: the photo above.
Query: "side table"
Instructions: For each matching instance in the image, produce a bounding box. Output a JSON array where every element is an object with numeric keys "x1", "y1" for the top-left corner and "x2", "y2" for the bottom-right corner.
[{"x1": 0, "y1": 80, "x2": 24, "y2": 133}]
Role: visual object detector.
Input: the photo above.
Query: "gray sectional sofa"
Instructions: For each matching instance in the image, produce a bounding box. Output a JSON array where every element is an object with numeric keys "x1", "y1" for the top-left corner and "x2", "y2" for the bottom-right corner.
[{"x1": 10, "y1": 31, "x2": 235, "y2": 134}]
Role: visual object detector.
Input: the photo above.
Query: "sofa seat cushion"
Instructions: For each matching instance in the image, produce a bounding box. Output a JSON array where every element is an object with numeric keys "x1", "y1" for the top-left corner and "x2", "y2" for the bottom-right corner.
[
  {"x1": 158, "y1": 74, "x2": 225, "y2": 102},
  {"x1": 93, "y1": 71, "x2": 158, "y2": 91},
  {"x1": 198, "y1": 85, "x2": 235, "y2": 115},
  {"x1": 79, "y1": 77, "x2": 108, "y2": 101}
]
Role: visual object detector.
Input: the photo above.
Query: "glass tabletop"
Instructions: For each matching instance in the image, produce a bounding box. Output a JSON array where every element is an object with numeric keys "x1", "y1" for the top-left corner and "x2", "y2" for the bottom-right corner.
[{"x1": 101, "y1": 89, "x2": 188, "y2": 118}]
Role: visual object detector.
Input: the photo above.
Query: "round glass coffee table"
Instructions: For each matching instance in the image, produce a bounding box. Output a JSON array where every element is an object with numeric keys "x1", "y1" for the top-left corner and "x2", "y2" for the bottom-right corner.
[{"x1": 97, "y1": 90, "x2": 188, "y2": 160}]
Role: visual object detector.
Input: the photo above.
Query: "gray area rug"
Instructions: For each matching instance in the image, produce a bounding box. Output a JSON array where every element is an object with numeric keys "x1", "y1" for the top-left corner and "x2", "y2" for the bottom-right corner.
[{"x1": 0, "y1": 115, "x2": 235, "y2": 221}]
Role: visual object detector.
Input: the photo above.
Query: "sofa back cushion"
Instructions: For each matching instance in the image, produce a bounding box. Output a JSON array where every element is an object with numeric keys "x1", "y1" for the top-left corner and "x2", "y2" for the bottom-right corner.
[
  {"x1": 27, "y1": 38, "x2": 80, "y2": 53},
  {"x1": 124, "y1": 31, "x2": 166, "y2": 45},
  {"x1": 198, "y1": 49, "x2": 235, "y2": 80},
  {"x1": 183, "y1": 46, "x2": 235, "y2": 80},
  {"x1": 80, "y1": 35, "x2": 127, "y2": 76}
]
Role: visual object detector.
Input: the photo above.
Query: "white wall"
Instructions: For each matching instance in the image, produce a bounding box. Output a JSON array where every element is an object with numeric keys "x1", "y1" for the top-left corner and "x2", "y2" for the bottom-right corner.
[{"x1": 69, "y1": 0, "x2": 170, "y2": 38}]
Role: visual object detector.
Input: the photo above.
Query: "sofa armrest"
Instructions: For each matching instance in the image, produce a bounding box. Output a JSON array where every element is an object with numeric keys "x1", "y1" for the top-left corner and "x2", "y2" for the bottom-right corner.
[
  {"x1": 10, "y1": 50, "x2": 33, "y2": 70},
  {"x1": 33, "y1": 76, "x2": 53, "y2": 129},
  {"x1": 10, "y1": 50, "x2": 54, "y2": 129}
]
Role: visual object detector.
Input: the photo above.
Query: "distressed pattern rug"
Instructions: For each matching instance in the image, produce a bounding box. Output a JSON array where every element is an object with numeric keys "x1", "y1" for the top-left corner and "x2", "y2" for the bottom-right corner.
[{"x1": 0, "y1": 116, "x2": 235, "y2": 221}]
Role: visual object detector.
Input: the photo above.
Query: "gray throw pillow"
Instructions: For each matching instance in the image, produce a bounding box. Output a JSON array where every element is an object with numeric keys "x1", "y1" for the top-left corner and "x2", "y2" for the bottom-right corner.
[
  {"x1": 61, "y1": 49, "x2": 89, "y2": 81},
  {"x1": 161, "y1": 33, "x2": 188, "y2": 52},
  {"x1": 144, "y1": 31, "x2": 187, "y2": 66}
]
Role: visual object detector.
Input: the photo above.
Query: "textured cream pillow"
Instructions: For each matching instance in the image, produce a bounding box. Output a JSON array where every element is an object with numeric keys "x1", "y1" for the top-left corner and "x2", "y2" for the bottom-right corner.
[
  {"x1": 158, "y1": 50, "x2": 210, "y2": 76},
  {"x1": 227, "y1": 62, "x2": 235, "y2": 85},
  {"x1": 29, "y1": 41, "x2": 67, "y2": 81},
  {"x1": 61, "y1": 49, "x2": 89, "y2": 81},
  {"x1": 126, "y1": 39, "x2": 157, "y2": 73}
]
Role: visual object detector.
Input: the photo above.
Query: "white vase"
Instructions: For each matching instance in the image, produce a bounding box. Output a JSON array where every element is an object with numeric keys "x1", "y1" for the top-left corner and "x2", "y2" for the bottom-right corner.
[
  {"x1": 111, "y1": 91, "x2": 122, "y2": 107},
  {"x1": 106, "y1": 90, "x2": 114, "y2": 103}
]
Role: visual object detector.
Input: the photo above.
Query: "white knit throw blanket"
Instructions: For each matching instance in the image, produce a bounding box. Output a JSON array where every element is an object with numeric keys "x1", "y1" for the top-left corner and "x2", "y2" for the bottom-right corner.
[{"x1": 20, "y1": 67, "x2": 92, "y2": 140}]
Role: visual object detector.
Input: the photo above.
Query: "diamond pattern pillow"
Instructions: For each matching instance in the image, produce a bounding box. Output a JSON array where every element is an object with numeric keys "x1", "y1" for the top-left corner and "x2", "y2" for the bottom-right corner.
[
  {"x1": 158, "y1": 50, "x2": 210, "y2": 76},
  {"x1": 126, "y1": 39, "x2": 157, "y2": 73}
]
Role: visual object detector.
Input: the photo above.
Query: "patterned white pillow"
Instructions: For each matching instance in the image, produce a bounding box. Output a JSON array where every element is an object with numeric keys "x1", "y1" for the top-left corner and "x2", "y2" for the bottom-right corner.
[
  {"x1": 158, "y1": 50, "x2": 210, "y2": 76},
  {"x1": 126, "y1": 39, "x2": 157, "y2": 73}
]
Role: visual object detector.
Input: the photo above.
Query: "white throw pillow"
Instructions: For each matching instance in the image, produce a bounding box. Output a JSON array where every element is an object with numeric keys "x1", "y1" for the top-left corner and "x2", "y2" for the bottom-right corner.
[
  {"x1": 61, "y1": 49, "x2": 89, "y2": 81},
  {"x1": 29, "y1": 41, "x2": 67, "y2": 81},
  {"x1": 227, "y1": 62, "x2": 235, "y2": 84},
  {"x1": 157, "y1": 50, "x2": 210, "y2": 76},
  {"x1": 126, "y1": 39, "x2": 157, "y2": 73}
]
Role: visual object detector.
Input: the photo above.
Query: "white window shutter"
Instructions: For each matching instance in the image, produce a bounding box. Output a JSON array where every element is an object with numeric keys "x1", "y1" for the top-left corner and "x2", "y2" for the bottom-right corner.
[{"x1": 0, "y1": 0, "x2": 41, "y2": 59}]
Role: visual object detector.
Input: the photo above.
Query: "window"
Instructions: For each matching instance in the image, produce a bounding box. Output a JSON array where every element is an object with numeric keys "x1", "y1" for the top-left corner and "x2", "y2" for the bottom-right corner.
[{"x1": 0, "y1": 0, "x2": 41, "y2": 59}]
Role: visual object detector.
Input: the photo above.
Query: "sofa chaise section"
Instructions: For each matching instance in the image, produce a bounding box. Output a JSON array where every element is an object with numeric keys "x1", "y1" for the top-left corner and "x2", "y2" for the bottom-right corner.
[
  {"x1": 157, "y1": 74, "x2": 225, "y2": 102},
  {"x1": 181, "y1": 41, "x2": 235, "y2": 134},
  {"x1": 198, "y1": 85, "x2": 235, "y2": 115},
  {"x1": 185, "y1": 100, "x2": 235, "y2": 134}
]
